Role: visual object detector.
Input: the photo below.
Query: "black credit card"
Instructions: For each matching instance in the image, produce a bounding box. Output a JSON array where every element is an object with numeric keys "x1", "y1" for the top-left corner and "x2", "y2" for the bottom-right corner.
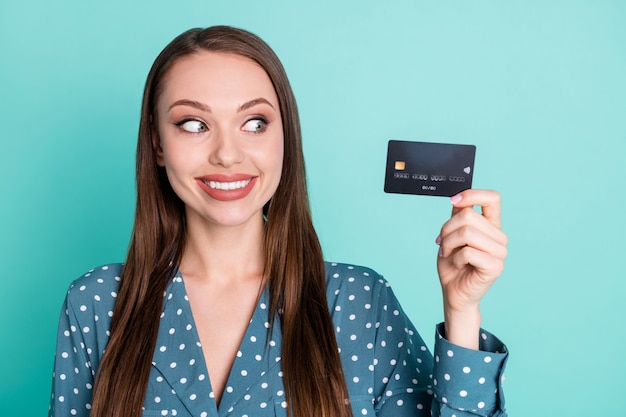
[{"x1": 384, "y1": 140, "x2": 476, "y2": 197}]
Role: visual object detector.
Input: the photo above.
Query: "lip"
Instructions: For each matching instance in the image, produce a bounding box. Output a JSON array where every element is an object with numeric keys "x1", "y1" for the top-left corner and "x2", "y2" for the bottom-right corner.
[{"x1": 195, "y1": 174, "x2": 258, "y2": 201}]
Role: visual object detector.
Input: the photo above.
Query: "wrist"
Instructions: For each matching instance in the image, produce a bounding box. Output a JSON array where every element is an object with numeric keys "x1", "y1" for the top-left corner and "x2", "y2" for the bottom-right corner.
[{"x1": 443, "y1": 306, "x2": 482, "y2": 350}]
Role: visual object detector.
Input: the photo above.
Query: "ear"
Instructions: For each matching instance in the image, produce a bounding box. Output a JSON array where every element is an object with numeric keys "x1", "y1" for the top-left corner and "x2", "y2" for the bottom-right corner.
[{"x1": 151, "y1": 118, "x2": 165, "y2": 167}]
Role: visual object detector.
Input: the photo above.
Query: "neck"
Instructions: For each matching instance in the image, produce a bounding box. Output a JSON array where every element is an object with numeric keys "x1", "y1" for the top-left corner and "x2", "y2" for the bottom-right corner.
[{"x1": 180, "y1": 212, "x2": 266, "y2": 286}]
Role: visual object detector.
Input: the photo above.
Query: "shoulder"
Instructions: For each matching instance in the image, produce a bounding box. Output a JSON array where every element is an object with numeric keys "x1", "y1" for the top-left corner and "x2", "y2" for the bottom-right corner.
[
  {"x1": 324, "y1": 261, "x2": 391, "y2": 296},
  {"x1": 64, "y1": 263, "x2": 123, "y2": 311},
  {"x1": 324, "y1": 261, "x2": 398, "y2": 317}
]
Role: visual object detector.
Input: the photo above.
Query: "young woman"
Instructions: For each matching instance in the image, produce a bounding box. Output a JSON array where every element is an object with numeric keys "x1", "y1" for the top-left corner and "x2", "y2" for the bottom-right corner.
[{"x1": 49, "y1": 26, "x2": 509, "y2": 417}]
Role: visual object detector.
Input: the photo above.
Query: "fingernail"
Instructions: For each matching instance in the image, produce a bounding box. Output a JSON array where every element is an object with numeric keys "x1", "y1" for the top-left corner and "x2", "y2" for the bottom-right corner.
[
  {"x1": 438, "y1": 247, "x2": 443, "y2": 257},
  {"x1": 450, "y1": 194, "x2": 462, "y2": 204},
  {"x1": 435, "y1": 235, "x2": 442, "y2": 245}
]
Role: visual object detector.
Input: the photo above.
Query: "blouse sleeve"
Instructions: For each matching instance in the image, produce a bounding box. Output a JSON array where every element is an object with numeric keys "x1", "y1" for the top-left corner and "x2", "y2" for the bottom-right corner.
[
  {"x1": 372, "y1": 279, "x2": 508, "y2": 417},
  {"x1": 49, "y1": 265, "x2": 120, "y2": 416},
  {"x1": 48, "y1": 292, "x2": 96, "y2": 417}
]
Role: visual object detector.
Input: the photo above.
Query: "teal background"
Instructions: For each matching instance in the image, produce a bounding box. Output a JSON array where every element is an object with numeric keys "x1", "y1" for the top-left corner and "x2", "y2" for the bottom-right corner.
[{"x1": 1, "y1": 1, "x2": 625, "y2": 415}]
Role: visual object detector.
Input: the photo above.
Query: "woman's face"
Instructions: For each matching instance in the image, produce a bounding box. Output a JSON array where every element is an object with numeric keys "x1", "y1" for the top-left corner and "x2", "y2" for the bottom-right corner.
[{"x1": 154, "y1": 51, "x2": 284, "y2": 229}]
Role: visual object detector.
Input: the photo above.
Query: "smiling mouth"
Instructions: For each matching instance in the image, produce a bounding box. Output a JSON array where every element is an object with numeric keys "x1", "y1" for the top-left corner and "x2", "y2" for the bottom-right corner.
[{"x1": 202, "y1": 178, "x2": 253, "y2": 190}]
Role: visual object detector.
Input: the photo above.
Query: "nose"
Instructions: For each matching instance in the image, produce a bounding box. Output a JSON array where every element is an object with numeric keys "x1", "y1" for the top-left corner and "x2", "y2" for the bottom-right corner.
[{"x1": 208, "y1": 128, "x2": 244, "y2": 168}]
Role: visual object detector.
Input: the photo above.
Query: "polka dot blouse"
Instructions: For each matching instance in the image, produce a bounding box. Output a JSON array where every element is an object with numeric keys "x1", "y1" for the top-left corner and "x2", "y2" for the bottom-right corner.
[{"x1": 49, "y1": 262, "x2": 508, "y2": 416}]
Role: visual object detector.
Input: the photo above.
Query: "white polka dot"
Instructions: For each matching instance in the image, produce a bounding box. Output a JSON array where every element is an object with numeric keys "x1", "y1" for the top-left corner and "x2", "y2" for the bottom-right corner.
[
  {"x1": 478, "y1": 377, "x2": 486, "y2": 384},
  {"x1": 397, "y1": 399, "x2": 404, "y2": 406},
  {"x1": 463, "y1": 366, "x2": 471, "y2": 373},
  {"x1": 484, "y1": 356, "x2": 492, "y2": 363},
  {"x1": 190, "y1": 394, "x2": 197, "y2": 400},
  {"x1": 478, "y1": 401, "x2": 485, "y2": 409},
  {"x1": 154, "y1": 396, "x2": 161, "y2": 403},
  {"x1": 460, "y1": 390, "x2": 467, "y2": 397},
  {"x1": 447, "y1": 350, "x2": 454, "y2": 357},
  {"x1": 444, "y1": 373, "x2": 451, "y2": 381}
]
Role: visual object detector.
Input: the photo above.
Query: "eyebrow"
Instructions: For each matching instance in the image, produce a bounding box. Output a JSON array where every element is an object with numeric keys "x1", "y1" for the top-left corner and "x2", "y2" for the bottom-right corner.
[
  {"x1": 169, "y1": 99, "x2": 210, "y2": 112},
  {"x1": 237, "y1": 98, "x2": 275, "y2": 112},
  {"x1": 168, "y1": 97, "x2": 275, "y2": 113}
]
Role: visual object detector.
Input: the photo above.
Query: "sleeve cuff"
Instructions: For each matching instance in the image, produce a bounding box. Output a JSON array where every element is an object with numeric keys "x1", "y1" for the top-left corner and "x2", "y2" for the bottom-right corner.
[{"x1": 432, "y1": 323, "x2": 508, "y2": 415}]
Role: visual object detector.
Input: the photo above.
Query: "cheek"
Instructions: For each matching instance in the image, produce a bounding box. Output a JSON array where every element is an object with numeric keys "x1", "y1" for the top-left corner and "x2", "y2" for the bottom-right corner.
[{"x1": 271, "y1": 139, "x2": 285, "y2": 180}]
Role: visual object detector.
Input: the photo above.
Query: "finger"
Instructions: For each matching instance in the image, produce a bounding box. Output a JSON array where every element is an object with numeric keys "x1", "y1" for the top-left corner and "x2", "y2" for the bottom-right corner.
[
  {"x1": 439, "y1": 224, "x2": 508, "y2": 260},
  {"x1": 439, "y1": 207, "x2": 508, "y2": 247},
  {"x1": 448, "y1": 246, "x2": 506, "y2": 281},
  {"x1": 449, "y1": 189, "x2": 502, "y2": 229}
]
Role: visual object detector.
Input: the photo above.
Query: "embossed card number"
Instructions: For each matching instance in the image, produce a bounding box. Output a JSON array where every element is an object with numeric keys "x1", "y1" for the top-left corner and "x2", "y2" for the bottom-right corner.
[{"x1": 384, "y1": 140, "x2": 476, "y2": 197}]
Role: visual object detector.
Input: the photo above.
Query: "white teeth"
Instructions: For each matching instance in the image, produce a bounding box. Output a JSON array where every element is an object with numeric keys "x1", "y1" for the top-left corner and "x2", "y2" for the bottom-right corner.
[{"x1": 205, "y1": 179, "x2": 252, "y2": 190}]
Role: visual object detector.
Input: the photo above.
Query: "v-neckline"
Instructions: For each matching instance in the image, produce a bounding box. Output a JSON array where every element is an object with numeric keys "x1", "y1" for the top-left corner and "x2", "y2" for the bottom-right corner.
[{"x1": 164, "y1": 270, "x2": 282, "y2": 416}]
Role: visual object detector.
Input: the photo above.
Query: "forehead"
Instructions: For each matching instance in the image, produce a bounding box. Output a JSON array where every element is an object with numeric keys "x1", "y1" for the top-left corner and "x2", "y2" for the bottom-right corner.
[{"x1": 159, "y1": 51, "x2": 279, "y2": 108}]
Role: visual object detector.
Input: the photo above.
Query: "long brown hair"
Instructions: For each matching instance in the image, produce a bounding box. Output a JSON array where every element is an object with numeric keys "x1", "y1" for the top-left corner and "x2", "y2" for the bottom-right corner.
[{"x1": 90, "y1": 26, "x2": 353, "y2": 417}]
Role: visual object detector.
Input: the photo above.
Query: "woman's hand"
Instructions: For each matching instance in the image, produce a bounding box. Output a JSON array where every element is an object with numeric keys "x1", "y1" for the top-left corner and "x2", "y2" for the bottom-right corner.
[{"x1": 436, "y1": 189, "x2": 508, "y2": 349}]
